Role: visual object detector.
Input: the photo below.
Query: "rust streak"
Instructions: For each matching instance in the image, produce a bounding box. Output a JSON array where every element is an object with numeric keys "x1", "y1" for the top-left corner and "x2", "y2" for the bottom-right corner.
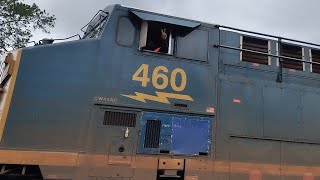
[{"x1": 0, "y1": 150, "x2": 319, "y2": 178}]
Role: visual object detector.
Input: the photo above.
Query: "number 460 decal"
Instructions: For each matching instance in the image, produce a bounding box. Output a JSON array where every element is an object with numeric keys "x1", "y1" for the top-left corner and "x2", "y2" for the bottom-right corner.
[
  {"x1": 132, "y1": 64, "x2": 187, "y2": 92},
  {"x1": 121, "y1": 64, "x2": 194, "y2": 104}
]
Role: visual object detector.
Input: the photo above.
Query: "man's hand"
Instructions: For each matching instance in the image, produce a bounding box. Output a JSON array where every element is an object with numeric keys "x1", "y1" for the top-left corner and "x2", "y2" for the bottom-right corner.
[{"x1": 161, "y1": 28, "x2": 167, "y2": 40}]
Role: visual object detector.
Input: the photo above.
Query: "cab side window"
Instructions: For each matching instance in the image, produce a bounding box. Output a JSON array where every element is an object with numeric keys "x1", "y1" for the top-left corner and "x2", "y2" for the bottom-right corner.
[
  {"x1": 139, "y1": 22, "x2": 174, "y2": 54},
  {"x1": 130, "y1": 10, "x2": 200, "y2": 57},
  {"x1": 116, "y1": 17, "x2": 135, "y2": 47},
  {"x1": 139, "y1": 23, "x2": 208, "y2": 61},
  {"x1": 176, "y1": 29, "x2": 208, "y2": 62}
]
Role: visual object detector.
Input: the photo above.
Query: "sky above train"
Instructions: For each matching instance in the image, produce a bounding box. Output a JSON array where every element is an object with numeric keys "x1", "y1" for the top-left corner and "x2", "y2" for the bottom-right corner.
[{"x1": 24, "y1": 0, "x2": 320, "y2": 45}]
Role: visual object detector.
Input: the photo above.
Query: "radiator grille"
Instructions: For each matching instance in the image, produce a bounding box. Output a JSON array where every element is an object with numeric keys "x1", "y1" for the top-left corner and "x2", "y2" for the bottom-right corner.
[
  {"x1": 144, "y1": 120, "x2": 161, "y2": 148},
  {"x1": 103, "y1": 111, "x2": 136, "y2": 127}
]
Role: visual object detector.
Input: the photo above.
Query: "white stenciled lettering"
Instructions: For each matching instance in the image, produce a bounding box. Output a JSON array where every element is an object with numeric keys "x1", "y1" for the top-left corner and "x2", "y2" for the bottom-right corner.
[{"x1": 94, "y1": 96, "x2": 117, "y2": 103}]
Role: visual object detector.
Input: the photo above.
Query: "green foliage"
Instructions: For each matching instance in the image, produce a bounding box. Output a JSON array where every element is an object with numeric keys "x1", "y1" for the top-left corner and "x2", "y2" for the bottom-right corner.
[{"x1": 0, "y1": 0, "x2": 56, "y2": 54}]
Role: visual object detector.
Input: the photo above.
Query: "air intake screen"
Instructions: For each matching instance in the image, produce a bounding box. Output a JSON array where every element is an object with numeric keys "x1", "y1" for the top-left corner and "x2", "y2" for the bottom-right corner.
[
  {"x1": 144, "y1": 120, "x2": 161, "y2": 148},
  {"x1": 103, "y1": 111, "x2": 136, "y2": 127},
  {"x1": 281, "y1": 44, "x2": 303, "y2": 71}
]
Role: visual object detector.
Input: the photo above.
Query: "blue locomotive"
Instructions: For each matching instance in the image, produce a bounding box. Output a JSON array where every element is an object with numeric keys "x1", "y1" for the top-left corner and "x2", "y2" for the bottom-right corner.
[{"x1": 0, "y1": 4, "x2": 320, "y2": 180}]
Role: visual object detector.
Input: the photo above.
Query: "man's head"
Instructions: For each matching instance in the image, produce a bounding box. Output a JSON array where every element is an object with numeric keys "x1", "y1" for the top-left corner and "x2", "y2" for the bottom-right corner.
[{"x1": 161, "y1": 28, "x2": 167, "y2": 40}]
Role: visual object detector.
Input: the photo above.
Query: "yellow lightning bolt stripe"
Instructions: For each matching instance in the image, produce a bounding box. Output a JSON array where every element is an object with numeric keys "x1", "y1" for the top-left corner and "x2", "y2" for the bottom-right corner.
[{"x1": 121, "y1": 91, "x2": 194, "y2": 104}]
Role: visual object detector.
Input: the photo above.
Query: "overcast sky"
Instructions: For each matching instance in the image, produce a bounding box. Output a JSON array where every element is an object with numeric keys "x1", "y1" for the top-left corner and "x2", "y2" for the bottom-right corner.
[{"x1": 23, "y1": 0, "x2": 320, "y2": 45}]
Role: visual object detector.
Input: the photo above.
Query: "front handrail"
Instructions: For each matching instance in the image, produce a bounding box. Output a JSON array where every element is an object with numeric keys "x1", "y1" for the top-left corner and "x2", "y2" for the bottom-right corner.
[
  {"x1": 81, "y1": 10, "x2": 108, "y2": 33},
  {"x1": 81, "y1": 10, "x2": 109, "y2": 39}
]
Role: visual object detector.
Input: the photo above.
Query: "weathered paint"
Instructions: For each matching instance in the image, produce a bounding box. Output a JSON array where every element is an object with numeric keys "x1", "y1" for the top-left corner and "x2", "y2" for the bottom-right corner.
[
  {"x1": 0, "y1": 49, "x2": 22, "y2": 142},
  {"x1": 1, "y1": 150, "x2": 320, "y2": 177},
  {"x1": 0, "y1": 149, "x2": 78, "y2": 166}
]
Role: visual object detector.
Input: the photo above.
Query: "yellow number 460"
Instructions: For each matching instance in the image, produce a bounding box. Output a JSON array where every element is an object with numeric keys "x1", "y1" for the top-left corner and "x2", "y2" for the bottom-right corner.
[{"x1": 132, "y1": 64, "x2": 187, "y2": 92}]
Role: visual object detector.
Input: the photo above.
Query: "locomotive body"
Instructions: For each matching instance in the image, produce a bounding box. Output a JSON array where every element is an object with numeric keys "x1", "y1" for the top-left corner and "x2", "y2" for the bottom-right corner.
[{"x1": 1, "y1": 4, "x2": 320, "y2": 180}]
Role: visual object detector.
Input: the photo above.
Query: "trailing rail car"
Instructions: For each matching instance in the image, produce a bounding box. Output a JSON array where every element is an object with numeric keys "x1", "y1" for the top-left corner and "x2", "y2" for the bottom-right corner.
[{"x1": 1, "y1": 4, "x2": 320, "y2": 180}]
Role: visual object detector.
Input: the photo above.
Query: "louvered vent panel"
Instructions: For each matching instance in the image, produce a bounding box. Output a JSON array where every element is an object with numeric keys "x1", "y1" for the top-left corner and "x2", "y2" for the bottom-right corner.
[
  {"x1": 281, "y1": 44, "x2": 303, "y2": 71},
  {"x1": 312, "y1": 49, "x2": 320, "y2": 73},
  {"x1": 103, "y1": 111, "x2": 136, "y2": 127},
  {"x1": 144, "y1": 120, "x2": 161, "y2": 148},
  {"x1": 242, "y1": 36, "x2": 269, "y2": 65}
]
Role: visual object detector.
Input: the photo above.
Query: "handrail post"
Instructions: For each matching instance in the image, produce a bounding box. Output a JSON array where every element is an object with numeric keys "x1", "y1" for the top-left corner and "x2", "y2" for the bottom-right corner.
[{"x1": 276, "y1": 38, "x2": 283, "y2": 83}]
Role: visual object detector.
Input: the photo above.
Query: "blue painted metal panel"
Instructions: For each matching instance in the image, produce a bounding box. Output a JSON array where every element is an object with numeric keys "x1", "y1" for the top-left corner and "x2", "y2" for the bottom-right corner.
[
  {"x1": 138, "y1": 111, "x2": 212, "y2": 156},
  {"x1": 263, "y1": 85, "x2": 301, "y2": 139},
  {"x1": 171, "y1": 117, "x2": 210, "y2": 155},
  {"x1": 138, "y1": 112, "x2": 172, "y2": 154},
  {"x1": 1, "y1": 39, "x2": 99, "y2": 151},
  {"x1": 219, "y1": 76, "x2": 263, "y2": 137}
]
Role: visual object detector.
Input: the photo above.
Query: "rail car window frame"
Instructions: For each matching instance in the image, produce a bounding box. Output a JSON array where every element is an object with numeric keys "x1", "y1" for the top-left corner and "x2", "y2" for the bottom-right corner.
[
  {"x1": 277, "y1": 43, "x2": 304, "y2": 71},
  {"x1": 310, "y1": 48, "x2": 320, "y2": 73},
  {"x1": 240, "y1": 35, "x2": 271, "y2": 66}
]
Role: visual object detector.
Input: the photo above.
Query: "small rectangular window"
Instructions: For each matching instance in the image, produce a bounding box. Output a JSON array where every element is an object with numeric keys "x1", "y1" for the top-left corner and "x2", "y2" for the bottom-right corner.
[
  {"x1": 116, "y1": 17, "x2": 135, "y2": 47},
  {"x1": 281, "y1": 44, "x2": 303, "y2": 71},
  {"x1": 311, "y1": 49, "x2": 320, "y2": 73},
  {"x1": 241, "y1": 36, "x2": 269, "y2": 65}
]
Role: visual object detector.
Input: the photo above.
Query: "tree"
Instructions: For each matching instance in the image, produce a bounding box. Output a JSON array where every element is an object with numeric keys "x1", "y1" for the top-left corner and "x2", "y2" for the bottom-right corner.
[{"x1": 0, "y1": 0, "x2": 56, "y2": 54}]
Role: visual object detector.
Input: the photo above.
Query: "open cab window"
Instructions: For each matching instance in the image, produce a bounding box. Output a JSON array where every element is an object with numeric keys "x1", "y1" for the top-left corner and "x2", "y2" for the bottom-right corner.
[
  {"x1": 130, "y1": 10, "x2": 200, "y2": 56},
  {"x1": 139, "y1": 21, "x2": 174, "y2": 54}
]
